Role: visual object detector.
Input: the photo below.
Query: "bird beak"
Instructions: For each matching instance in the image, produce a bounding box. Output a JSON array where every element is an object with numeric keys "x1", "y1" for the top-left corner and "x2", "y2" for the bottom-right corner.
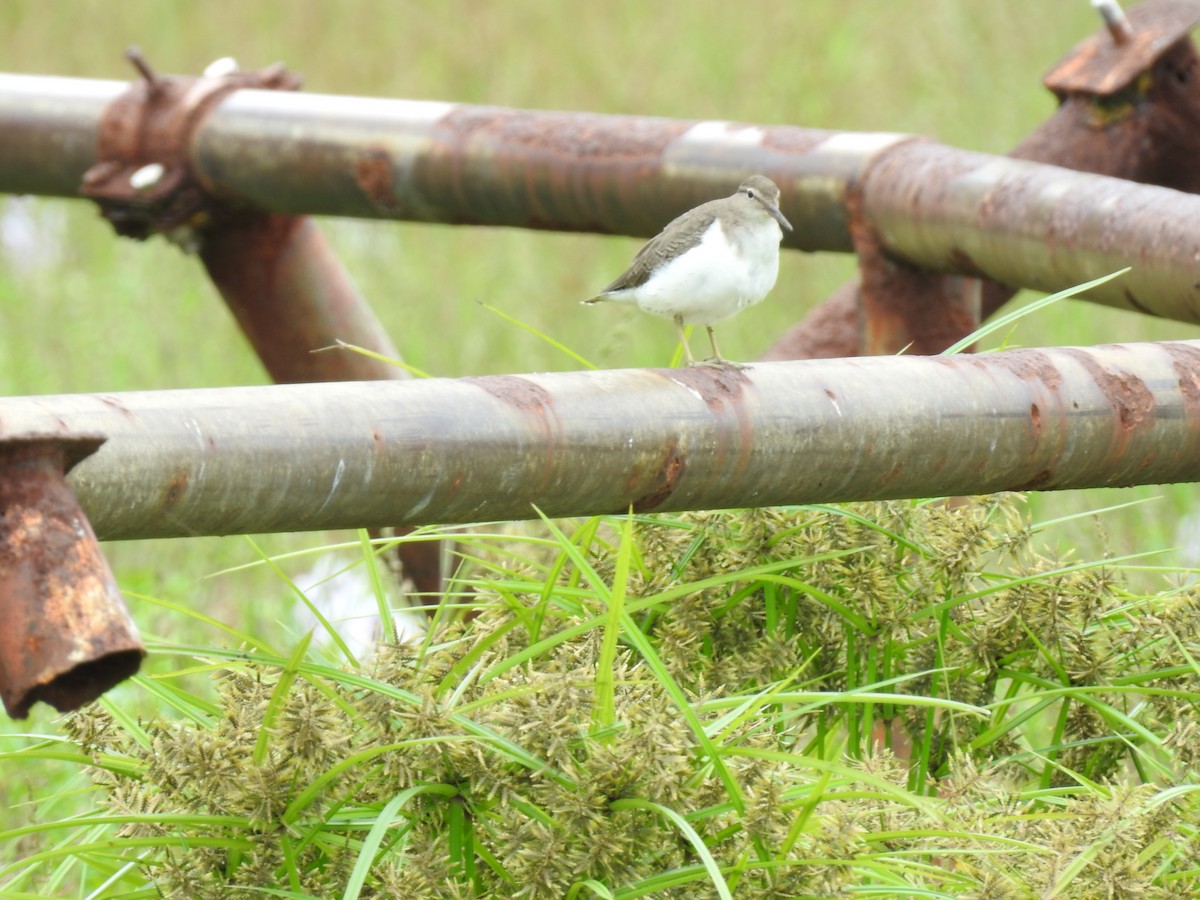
[{"x1": 767, "y1": 202, "x2": 793, "y2": 233}]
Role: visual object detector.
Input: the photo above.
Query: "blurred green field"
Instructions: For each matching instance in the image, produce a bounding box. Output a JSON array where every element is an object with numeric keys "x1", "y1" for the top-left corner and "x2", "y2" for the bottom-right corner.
[{"x1": 2, "y1": 0, "x2": 1198, "y2": 727}]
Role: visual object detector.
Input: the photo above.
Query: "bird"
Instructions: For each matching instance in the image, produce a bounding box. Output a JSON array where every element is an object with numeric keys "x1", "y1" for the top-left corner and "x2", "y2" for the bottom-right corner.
[{"x1": 583, "y1": 174, "x2": 792, "y2": 366}]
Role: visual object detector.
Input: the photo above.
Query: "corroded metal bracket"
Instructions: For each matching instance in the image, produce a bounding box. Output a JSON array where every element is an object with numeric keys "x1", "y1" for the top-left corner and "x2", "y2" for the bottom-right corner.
[
  {"x1": 1044, "y1": 0, "x2": 1200, "y2": 97},
  {"x1": 0, "y1": 435, "x2": 144, "y2": 718},
  {"x1": 79, "y1": 48, "x2": 300, "y2": 245}
]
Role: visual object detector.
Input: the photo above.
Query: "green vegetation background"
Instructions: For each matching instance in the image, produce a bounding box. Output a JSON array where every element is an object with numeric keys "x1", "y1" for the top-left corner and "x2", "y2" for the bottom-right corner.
[{"x1": 1, "y1": 0, "x2": 1197, "y2": 741}]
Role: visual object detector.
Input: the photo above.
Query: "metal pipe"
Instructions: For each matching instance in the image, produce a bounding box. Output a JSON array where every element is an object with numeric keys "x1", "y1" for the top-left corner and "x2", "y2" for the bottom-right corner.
[
  {"x1": 199, "y1": 213, "x2": 405, "y2": 383},
  {"x1": 0, "y1": 75, "x2": 123, "y2": 197},
  {"x1": 0, "y1": 436, "x2": 144, "y2": 718},
  {"x1": 0, "y1": 341, "x2": 1195, "y2": 542},
  {"x1": 188, "y1": 93, "x2": 1200, "y2": 325},
  {"x1": 3, "y1": 73, "x2": 1200, "y2": 321},
  {"x1": 187, "y1": 90, "x2": 868, "y2": 252},
  {"x1": 0, "y1": 73, "x2": 861, "y2": 247},
  {"x1": 857, "y1": 141, "x2": 1200, "y2": 323}
]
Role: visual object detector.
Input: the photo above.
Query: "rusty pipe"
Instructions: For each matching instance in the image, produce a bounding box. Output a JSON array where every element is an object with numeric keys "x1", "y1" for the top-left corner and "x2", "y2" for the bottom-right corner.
[
  {"x1": 186, "y1": 91, "x2": 872, "y2": 251},
  {"x1": 856, "y1": 140, "x2": 1200, "y2": 322},
  {"x1": 199, "y1": 213, "x2": 404, "y2": 383},
  {"x1": 0, "y1": 340, "x2": 1197, "y2": 542},
  {"x1": 0, "y1": 75, "x2": 122, "y2": 198},
  {"x1": 0, "y1": 73, "x2": 861, "y2": 245},
  {"x1": 11, "y1": 71, "x2": 1200, "y2": 321},
  {"x1": 4, "y1": 72, "x2": 1200, "y2": 323},
  {"x1": 0, "y1": 436, "x2": 144, "y2": 718}
]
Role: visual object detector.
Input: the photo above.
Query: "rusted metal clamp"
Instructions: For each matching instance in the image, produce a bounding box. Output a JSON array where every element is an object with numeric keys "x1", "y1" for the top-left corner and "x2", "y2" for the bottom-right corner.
[
  {"x1": 0, "y1": 435, "x2": 144, "y2": 718},
  {"x1": 79, "y1": 48, "x2": 300, "y2": 246}
]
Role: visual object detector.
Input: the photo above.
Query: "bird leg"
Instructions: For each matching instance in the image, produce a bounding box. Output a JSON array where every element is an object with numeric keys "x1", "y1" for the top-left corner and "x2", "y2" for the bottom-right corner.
[
  {"x1": 704, "y1": 326, "x2": 748, "y2": 368},
  {"x1": 706, "y1": 326, "x2": 724, "y2": 362},
  {"x1": 673, "y1": 315, "x2": 697, "y2": 365}
]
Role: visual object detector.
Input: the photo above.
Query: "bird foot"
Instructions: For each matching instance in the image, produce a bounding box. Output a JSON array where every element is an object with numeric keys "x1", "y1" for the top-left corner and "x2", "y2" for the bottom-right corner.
[{"x1": 691, "y1": 357, "x2": 749, "y2": 369}]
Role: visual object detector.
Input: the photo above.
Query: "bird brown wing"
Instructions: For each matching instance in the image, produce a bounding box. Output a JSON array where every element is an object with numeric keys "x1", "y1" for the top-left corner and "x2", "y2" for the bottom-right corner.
[{"x1": 599, "y1": 202, "x2": 721, "y2": 294}]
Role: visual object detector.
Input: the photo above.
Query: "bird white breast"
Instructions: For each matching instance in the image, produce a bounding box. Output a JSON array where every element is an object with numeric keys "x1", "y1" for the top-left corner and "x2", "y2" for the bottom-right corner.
[{"x1": 605, "y1": 217, "x2": 782, "y2": 326}]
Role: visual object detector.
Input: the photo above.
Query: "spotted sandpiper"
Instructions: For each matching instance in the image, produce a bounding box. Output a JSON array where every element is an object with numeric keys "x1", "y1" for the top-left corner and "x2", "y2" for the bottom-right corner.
[{"x1": 583, "y1": 174, "x2": 793, "y2": 366}]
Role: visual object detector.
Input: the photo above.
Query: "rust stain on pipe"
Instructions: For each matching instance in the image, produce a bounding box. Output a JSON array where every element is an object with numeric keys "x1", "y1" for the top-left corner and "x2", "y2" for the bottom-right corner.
[
  {"x1": 1061, "y1": 348, "x2": 1157, "y2": 439},
  {"x1": 396, "y1": 106, "x2": 830, "y2": 239},
  {"x1": 1013, "y1": 469, "x2": 1056, "y2": 491},
  {"x1": 666, "y1": 365, "x2": 756, "y2": 483},
  {"x1": 420, "y1": 106, "x2": 696, "y2": 234},
  {"x1": 0, "y1": 436, "x2": 144, "y2": 719},
  {"x1": 464, "y1": 374, "x2": 556, "y2": 414},
  {"x1": 629, "y1": 438, "x2": 686, "y2": 513},
  {"x1": 982, "y1": 348, "x2": 1065, "y2": 392},
  {"x1": 665, "y1": 364, "x2": 752, "y2": 413},
  {"x1": 463, "y1": 374, "x2": 562, "y2": 495},
  {"x1": 1029, "y1": 402, "x2": 1044, "y2": 437},
  {"x1": 1165, "y1": 342, "x2": 1200, "y2": 414},
  {"x1": 978, "y1": 348, "x2": 1072, "y2": 468},
  {"x1": 354, "y1": 148, "x2": 400, "y2": 214},
  {"x1": 161, "y1": 469, "x2": 190, "y2": 510}
]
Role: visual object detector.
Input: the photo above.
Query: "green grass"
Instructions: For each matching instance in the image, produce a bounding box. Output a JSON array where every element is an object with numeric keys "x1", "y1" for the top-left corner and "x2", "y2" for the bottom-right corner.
[
  {"x1": 4, "y1": 498, "x2": 1200, "y2": 896},
  {"x1": 4, "y1": 2, "x2": 1200, "y2": 892}
]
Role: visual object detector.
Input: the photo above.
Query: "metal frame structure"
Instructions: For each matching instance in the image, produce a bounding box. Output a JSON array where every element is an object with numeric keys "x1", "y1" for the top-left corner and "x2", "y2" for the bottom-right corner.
[{"x1": 1, "y1": 1, "x2": 1199, "y2": 716}]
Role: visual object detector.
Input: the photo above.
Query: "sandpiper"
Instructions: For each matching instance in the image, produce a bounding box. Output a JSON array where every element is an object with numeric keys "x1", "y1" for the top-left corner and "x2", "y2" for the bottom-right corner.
[{"x1": 583, "y1": 174, "x2": 792, "y2": 366}]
